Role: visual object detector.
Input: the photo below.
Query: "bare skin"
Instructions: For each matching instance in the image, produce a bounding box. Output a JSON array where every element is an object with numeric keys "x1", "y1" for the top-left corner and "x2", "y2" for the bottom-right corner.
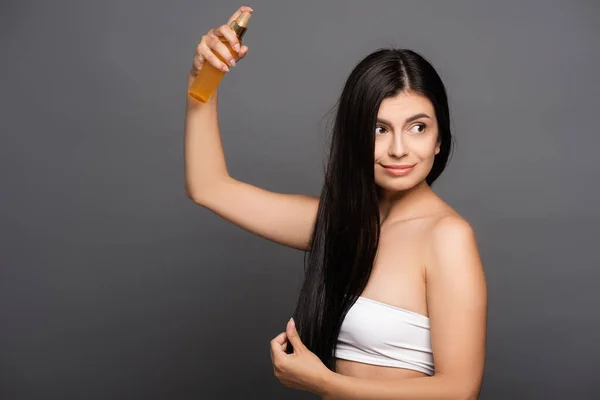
[{"x1": 335, "y1": 184, "x2": 460, "y2": 381}]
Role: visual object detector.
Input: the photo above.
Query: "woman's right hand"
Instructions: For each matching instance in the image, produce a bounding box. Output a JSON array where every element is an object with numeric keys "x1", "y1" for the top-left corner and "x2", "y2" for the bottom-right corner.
[{"x1": 189, "y1": 5, "x2": 252, "y2": 79}]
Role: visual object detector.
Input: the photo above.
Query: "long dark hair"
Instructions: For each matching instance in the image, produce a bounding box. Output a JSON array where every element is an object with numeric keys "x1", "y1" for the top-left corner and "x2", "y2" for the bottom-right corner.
[{"x1": 286, "y1": 48, "x2": 454, "y2": 371}]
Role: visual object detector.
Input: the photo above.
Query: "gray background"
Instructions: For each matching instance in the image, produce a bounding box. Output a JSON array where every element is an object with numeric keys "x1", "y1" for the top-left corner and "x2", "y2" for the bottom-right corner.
[{"x1": 1, "y1": 0, "x2": 599, "y2": 399}]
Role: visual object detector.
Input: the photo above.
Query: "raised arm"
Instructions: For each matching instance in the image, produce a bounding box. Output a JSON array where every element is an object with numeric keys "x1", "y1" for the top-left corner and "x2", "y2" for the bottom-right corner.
[{"x1": 184, "y1": 6, "x2": 318, "y2": 251}]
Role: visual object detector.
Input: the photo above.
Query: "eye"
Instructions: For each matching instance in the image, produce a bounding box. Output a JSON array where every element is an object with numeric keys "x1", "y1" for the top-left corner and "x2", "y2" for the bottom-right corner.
[
  {"x1": 375, "y1": 126, "x2": 388, "y2": 135},
  {"x1": 410, "y1": 123, "x2": 426, "y2": 134}
]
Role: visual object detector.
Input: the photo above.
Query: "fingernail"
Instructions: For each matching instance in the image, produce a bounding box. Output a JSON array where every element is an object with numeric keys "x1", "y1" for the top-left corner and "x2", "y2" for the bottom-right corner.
[
  {"x1": 230, "y1": 59, "x2": 236, "y2": 67},
  {"x1": 222, "y1": 65, "x2": 229, "y2": 72},
  {"x1": 290, "y1": 318, "x2": 295, "y2": 327},
  {"x1": 234, "y1": 43, "x2": 240, "y2": 52}
]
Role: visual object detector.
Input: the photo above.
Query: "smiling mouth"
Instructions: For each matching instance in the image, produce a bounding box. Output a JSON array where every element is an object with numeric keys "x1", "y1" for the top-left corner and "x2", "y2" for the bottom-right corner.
[
  {"x1": 382, "y1": 164, "x2": 416, "y2": 169},
  {"x1": 382, "y1": 164, "x2": 415, "y2": 176}
]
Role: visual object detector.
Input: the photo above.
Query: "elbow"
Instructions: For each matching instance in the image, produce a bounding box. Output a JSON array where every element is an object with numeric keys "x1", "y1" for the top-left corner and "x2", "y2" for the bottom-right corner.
[
  {"x1": 457, "y1": 382, "x2": 482, "y2": 400},
  {"x1": 185, "y1": 185, "x2": 204, "y2": 205},
  {"x1": 446, "y1": 388, "x2": 478, "y2": 400},
  {"x1": 185, "y1": 185, "x2": 195, "y2": 201},
  {"x1": 436, "y1": 374, "x2": 481, "y2": 400},
  {"x1": 185, "y1": 176, "x2": 228, "y2": 205}
]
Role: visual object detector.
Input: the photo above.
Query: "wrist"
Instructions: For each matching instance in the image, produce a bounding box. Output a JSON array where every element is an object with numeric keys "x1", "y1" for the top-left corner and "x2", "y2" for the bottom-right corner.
[
  {"x1": 317, "y1": 369, "x2": 337, "y2": 399},
  {"x1": 187, "y1": 73, "x2": 195, "y2": 88}
]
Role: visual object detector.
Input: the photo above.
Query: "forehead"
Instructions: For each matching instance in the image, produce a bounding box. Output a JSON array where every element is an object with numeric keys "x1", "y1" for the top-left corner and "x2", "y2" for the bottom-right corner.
[{"x1": 377, "y1": 92, "x2": 435, "y2": 121}]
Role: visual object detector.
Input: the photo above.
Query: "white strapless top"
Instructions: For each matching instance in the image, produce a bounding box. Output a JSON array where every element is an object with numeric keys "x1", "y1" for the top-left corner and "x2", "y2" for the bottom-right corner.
[{"x1": 335, "y1": 296, "x2": 434, "y2": 375}]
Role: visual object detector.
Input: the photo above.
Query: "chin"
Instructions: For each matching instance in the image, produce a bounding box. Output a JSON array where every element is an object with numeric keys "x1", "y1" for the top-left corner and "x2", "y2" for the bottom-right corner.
[
  {"x1": 374, "y1": 164, "x2": 432, "y2": 193},
  {"x1": 375, "y1": 176, "x2": 420, "y2": 192}
]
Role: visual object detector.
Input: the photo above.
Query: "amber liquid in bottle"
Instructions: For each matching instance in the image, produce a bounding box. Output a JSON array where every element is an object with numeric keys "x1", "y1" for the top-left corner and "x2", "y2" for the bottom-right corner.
[
  {"x1": 188, "y1": 12, "x2": 251, "y2": 102},
  {"x1": 188, "y1": 41, "x2": 239, "y2": 102}
]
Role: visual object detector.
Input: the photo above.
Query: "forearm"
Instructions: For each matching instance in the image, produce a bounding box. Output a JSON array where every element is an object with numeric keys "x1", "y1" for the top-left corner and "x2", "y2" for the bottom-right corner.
[
  {"x1": 321, "y1": 371, "x2": 478, "y2": 400},
  {"x1": 184, "y1": 74, "x2": 230, "y2": 201}
]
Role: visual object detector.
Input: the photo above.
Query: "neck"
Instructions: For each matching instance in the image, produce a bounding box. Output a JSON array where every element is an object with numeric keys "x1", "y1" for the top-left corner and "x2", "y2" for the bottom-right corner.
[{"x1": 378, "y1": 180, "x2": 434, "y2": 223}]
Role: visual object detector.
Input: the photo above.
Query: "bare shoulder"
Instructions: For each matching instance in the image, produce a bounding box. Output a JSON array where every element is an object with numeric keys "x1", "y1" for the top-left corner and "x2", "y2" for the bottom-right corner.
[
  {"x1": 424, "y1": 210, "x2": 482, "y2": 276},
  {"x1": 431, "y1": 213, "x2": 476, "y2": 243},
  {"x1": 422, "y1": 195, "x2": 477, "y2": 240}
]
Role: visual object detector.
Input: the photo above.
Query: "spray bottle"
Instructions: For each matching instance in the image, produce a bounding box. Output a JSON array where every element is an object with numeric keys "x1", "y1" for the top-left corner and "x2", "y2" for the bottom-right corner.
[{"x1": 188, "y1": 11, "x2": 252, "y2": 102}]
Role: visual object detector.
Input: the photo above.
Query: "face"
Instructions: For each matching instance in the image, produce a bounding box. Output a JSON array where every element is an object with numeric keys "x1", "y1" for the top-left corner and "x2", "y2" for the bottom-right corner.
[{"x1": 373, "y1": 91, "x2": 441, "y2": 193}]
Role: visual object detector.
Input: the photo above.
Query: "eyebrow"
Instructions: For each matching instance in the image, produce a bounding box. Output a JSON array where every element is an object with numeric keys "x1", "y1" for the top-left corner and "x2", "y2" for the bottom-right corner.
[{"x1": 376, "y1": 113, "x2": 432, "y2": 126}]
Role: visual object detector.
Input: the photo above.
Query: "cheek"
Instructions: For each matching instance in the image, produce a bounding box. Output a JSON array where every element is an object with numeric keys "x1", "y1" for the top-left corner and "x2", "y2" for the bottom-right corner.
[
  {"x1": 419, "y1": 138, "x2": 440, "y2": 158},
  {"x1": 373, "y1": 143, "x2": 385, "y2": 161}
]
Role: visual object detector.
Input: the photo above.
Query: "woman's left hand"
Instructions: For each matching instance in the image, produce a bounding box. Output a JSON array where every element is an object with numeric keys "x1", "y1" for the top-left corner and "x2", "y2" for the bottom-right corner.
[{"x1": 270, "y1": 318, "x2": 332, "y2": 396}]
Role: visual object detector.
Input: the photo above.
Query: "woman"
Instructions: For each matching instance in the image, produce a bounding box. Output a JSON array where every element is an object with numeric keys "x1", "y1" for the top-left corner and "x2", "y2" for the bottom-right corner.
[{"x1": 185, "y1": 6, "x2": 487, "y2": 399}]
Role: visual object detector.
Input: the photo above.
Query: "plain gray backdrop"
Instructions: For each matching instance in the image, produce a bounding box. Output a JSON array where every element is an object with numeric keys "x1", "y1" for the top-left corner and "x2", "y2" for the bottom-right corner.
[{"x1": 1, "y1": 0, "x2": 599, "y2": 399}]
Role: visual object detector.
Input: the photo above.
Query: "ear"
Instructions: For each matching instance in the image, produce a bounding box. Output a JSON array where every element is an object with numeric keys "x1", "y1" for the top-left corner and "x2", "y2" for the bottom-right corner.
[{"x1": 435, "y1": 143, "x2": 441, "y2": 155}]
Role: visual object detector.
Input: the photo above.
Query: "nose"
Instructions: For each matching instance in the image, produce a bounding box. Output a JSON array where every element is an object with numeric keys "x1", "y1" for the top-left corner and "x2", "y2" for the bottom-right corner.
[{"x1": 388, "y1": 133, "x2": 407, "y2": 158}]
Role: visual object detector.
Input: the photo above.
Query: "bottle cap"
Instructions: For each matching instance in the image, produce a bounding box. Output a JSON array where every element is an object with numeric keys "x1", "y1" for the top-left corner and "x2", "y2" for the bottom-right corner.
[
  {"x1": 229, "y1": 11, "x2": 251, "y2": 39},
  {"x1": 237, "y1": 11, "x2": 251, "y2": 27}
]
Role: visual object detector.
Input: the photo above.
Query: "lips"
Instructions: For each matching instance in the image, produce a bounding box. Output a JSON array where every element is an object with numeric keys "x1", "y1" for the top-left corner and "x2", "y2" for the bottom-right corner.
[
  {"x1": 382, "y1": 164, "x2": 415, "y2": 169},
  {"x1": 382, "y1": 164, "x2": 415, "y2": 176}
]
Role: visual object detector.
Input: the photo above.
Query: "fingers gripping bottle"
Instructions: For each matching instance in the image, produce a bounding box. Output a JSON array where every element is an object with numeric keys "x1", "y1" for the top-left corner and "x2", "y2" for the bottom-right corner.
[{"x1": 188, "y1": 12, "x2": 251, "y2": 102}]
